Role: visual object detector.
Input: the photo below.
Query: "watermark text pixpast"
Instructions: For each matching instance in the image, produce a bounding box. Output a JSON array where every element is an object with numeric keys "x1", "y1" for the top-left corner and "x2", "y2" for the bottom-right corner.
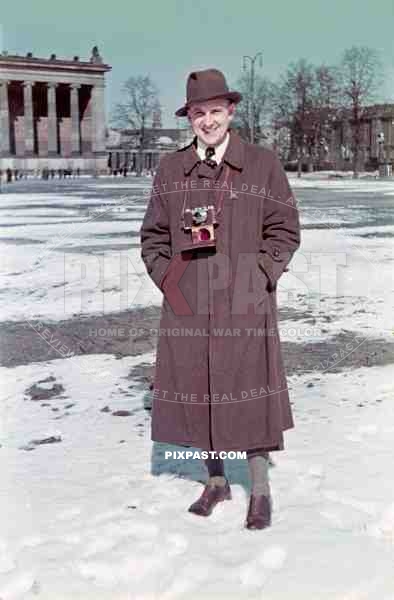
[{"x1": 165, "y1": 450, "x2": 246, "y2": 460}]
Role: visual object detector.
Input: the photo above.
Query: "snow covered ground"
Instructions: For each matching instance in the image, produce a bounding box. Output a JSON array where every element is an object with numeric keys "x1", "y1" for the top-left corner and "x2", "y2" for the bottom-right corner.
[
  {"x1": 1, "y1": 354, "x2": 394, "y2": 599},
  {"x1": 1, "y1": 177, "x2": 393, "y2": 342},
  {"x1": 0, "y1": 175, "x2": 394, "y2": 599}
]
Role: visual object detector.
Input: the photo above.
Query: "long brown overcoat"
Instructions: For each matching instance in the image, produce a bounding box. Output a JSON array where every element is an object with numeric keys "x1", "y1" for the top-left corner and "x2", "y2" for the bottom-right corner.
[{"x1": 140, "y1": 129, "x2": 301, "y2": 452}]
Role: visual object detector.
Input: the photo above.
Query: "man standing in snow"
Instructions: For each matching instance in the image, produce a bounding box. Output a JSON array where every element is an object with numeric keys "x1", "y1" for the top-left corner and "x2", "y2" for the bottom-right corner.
[{"x1": 140, "y1": 68, "x2": 301, "y2": 529}]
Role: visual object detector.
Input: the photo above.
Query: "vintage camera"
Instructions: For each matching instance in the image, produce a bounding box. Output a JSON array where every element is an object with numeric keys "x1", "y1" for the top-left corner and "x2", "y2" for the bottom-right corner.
[{"x1": 182, "y1": 204, "x2": 218, "y2": 249}]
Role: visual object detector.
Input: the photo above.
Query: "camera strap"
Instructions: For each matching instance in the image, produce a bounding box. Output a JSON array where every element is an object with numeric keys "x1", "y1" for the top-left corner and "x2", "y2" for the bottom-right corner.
[
  {"x1": 215, "y1": 163, "x2": 231, "y2": 216},
  {"x1": 181, "y1": 163, "x2": 231, "y2": 222}
]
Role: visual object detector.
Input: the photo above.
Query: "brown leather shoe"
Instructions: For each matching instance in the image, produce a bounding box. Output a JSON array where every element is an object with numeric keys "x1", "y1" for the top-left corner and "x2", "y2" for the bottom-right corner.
[
  {"x1": 245, "y1": 494, "x2": 272, "y2": 530},
  {"x1": 188, "y1": 480, "x2": 232, "y2": 517}
]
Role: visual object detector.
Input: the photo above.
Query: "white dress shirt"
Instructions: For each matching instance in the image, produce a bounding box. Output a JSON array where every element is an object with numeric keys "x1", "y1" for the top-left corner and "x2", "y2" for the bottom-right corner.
[{"x1": 195, "y1": 131, "x2": 230, "y2": 164}]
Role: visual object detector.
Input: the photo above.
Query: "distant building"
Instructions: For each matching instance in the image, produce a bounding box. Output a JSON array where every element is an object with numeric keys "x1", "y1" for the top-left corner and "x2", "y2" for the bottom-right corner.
[
  {"x1": 285, "y1": 103, "x2": 394, "y2": 171},
  {"x1": 331, "y1": 104, "x2": 394, "y2": 170},
  {"x1": 106, "y1": 126, "x2": 193, "y2": 172},
  {"x1": 0, "y1": 47, "x2": 111, "y2": 174}
]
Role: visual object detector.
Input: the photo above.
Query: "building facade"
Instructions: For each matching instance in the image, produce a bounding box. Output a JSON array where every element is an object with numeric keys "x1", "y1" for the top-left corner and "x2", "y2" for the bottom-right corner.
[
  {"x1": 106, "y1": 126, "x2": 193, "y2": 173},
  {"x1": 285, "y1": 103, "x2": 394, "y2": 172},
  {"x1": 330, "y1": 104, "x2": 394, "y2": 170},
  {"x1": 109, "y1": 108, "x2": 394, "y2": 175},
  {"x1": 0, "y1": 47, "x2": 111, "y2": 174}
]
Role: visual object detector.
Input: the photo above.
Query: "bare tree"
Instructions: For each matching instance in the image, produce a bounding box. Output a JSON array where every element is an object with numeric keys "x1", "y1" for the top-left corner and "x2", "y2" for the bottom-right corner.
[
  {"x1": 111, "y1": 75, "x2": 161, "y2": 175},
  {"x1": 272, "y1": 59, "x2": 342, "y2": 175},
  {"x1": 338, "y1": 46, "x2": 384, "y2": 178},
  {"x1": 232, "y1": 72, "x2": 274, "y2": 145},
  {"x1": 311, "y1": 65, "x2": 341, "y2": 167},
  {"x1": 273, "y1": 58, "x2": 316, "y2": 177}
]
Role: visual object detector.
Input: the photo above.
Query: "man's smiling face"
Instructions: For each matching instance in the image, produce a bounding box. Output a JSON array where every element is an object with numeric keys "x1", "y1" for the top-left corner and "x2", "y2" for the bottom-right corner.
[{"x1": 187, "y1": 98, "x2": 235, "y2": 147}]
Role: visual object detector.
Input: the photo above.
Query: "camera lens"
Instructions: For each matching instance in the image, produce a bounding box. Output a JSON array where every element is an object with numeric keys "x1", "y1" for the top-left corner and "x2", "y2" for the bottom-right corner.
[{"x1": 193, "y1": 207, "x2": 208, "y2": 224}]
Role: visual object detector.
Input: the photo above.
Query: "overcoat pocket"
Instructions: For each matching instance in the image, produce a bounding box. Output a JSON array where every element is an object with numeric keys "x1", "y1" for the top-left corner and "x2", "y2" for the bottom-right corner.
[
  {"x1": 256, "y1": 253, "x2": 270, "y2": 298},
  {"x1": 159, "y1": 252, "x2": 194, "y2": 316},
  {"x1": 160, "y1": 254, "x2": 179, "y2": 293}
]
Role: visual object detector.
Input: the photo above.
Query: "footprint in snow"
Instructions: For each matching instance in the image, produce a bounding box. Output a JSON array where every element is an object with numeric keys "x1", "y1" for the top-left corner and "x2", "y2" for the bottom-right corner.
[
  {"x1": 0, "y1": 540, "x2": 15, "y2": 575},
  {"x1": 290, "y1": 463, "x2": 325, "y2": 497},
  {"x1": 56, "y1": 506, "x2": 82, "y2": 521},
  {"x1": 366, "y1": 501, "x2": 394, "y2": 541},
  {"x1": 239, "y1": 545, "x2": 287, "y2": 587},
  {"x1": 164, "y1": 532, "x2": 188, "y2": 557},
  {"x1": 0, "y1": 570, "x2": 36, "y2": 599}
]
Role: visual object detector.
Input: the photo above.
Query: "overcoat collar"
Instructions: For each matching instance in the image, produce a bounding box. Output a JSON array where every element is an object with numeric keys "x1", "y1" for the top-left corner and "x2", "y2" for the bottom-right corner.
[{"x1": 182, "y1": 128, "x2": 245, "y2": 176}]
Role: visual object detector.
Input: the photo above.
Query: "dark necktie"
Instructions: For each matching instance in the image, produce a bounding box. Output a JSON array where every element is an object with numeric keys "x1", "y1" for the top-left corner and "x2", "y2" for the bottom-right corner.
[{"x1": 204, "y1": 146, "x2": 217, "y2": 168}]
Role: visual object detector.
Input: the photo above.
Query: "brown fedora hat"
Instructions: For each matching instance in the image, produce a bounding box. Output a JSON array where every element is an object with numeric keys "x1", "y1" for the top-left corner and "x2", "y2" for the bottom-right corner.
[{"x1": 175, "y1": 68, "x2": 242, "y2": 117}]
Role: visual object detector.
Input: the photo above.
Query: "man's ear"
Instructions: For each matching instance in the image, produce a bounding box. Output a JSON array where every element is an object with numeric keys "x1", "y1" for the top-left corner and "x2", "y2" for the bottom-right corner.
[{"x1": 228, "y1": 102, "x2": 236, "y2": 121}]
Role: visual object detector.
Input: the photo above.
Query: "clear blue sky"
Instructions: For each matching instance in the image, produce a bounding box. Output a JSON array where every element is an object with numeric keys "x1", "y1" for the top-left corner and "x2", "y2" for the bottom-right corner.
[{"x1": 1, "y1": 0, "x2": 393, "y2": 127}]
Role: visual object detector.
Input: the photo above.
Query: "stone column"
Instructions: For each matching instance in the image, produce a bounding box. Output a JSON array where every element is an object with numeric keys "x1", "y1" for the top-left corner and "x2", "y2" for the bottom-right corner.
[
  {"x1": 23, "y1": 81, "x2": 35, "y2": 156},
  {"x1": 47, "y1": 82, "x2": 58, "y2": 156},
  {"x1": 0, "y1": 80, "x2": 11, "y2": 156},
  {"x1": 91, "y1": 83, "x2": 106, "y2": 153},
  {"x1": 70, "y1": 83, "x2": 81, "y2": 155},
  {"x1": 79, "y1": 86, "x2": 91, "y2": 154}
]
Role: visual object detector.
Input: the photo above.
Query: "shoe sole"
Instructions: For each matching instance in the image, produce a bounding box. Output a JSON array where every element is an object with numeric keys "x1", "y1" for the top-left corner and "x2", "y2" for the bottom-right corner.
[
  {"x1": 245, "y1": 521, "x2": 271, "y2": 530},
  {"x1": 188, "y1": 491, "x2": 232, "y2": 517}
]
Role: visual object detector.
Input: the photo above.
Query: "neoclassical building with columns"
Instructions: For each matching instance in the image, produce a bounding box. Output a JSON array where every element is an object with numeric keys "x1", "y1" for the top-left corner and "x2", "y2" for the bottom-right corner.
[{"x1": 0, "y1": 46, "x2": 111, "y2": 174}]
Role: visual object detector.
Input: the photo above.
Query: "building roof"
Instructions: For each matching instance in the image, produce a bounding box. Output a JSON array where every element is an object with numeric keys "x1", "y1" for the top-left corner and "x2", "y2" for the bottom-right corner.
[{"x1": 0, "y1": 47, "x2": 111, "y2": 75}]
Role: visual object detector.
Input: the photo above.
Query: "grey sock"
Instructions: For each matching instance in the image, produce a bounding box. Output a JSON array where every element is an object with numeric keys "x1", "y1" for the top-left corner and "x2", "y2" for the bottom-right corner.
[
  {"x1": 247, "y1": 453, "x2": 271, "y2": 496},
  {"x1": 204, "y1": 455, "x2": 226, "y2": 486},
  {"x1": 207, "y1": 475, "x2": 227, "y2": 487}
]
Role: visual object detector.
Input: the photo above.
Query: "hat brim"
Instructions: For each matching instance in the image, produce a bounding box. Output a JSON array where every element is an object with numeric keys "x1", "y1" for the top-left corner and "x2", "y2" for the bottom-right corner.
[{"x1": 175, "y1": 91, "x2": 243, "y2": 117}]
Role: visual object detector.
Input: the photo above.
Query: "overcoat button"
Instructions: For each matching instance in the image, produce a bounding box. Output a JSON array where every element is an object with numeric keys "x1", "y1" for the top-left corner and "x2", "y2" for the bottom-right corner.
[{"x1": 273, "y1": 247, "x2": 280, "y2": 257}]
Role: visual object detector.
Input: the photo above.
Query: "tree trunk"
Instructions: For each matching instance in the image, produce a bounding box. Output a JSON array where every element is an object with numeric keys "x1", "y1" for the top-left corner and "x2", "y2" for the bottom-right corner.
[
  {"x1": 297, "y1": 145, "x2": 302, "y2": 178},
  {"x1": 352, "y1": 145, "x2": 360, "y2": 179},
  {"x1": 137, "y1": 124, "x2": 145, "y2": 177},
  {"x1": 352, "y1": 108, "x2": 360, "y2": 179},
  {"x1": 137, "y1": 149, "x2": 143, "y2": 177}
]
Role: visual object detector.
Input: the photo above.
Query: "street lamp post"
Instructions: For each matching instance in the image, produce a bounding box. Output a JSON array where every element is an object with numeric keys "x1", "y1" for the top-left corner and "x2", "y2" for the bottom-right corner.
[
  {"x1": 377, "y1": 131, "x2": 385, "y2": 164},
  {"x1": 377, "y1": 131, "x2": 392, "y2": 177},
  {"x1": 243, "y1": 52, "x2": 263, "y2": 144}
]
